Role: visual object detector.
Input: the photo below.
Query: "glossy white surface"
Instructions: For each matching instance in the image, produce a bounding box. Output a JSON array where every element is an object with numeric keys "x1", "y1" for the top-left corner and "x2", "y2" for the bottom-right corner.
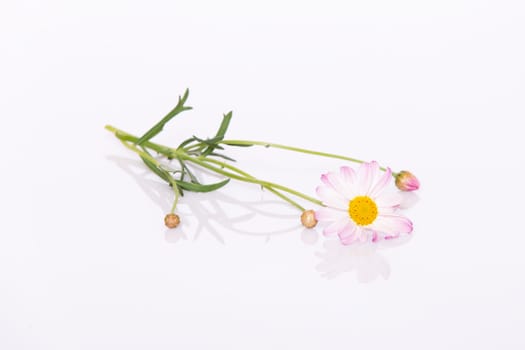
[{"x1": 2, "y1": 1, "x2": 525, "y2": 349}]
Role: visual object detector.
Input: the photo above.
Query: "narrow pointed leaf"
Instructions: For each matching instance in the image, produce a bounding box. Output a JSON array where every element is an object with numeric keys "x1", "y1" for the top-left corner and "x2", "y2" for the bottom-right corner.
[
  {"x1": 178, "y1": 160, "x2": 200, "y2": 184},
  {"x1": 209, "y1": 152, "x2": 236, "y2": 162},
  {"x1": 175, "y1": 178, "x2": 230, "y2": 192},
  {"x1": 215, "y1": 111, "x2": 233, "y2": 141},
  {"x1": 221, "y1": 141, "x2": 253, "y2": 147},
  {"x1": 202, "y1": 112, "x2": 233, "y2": 156},
  {"x1": 177, "y1": 137, "x2": 197, "y2": 150},
  {"x1": 194, "y1": 135, "x2": 221, "y2": 146},
  {"x1": 140, "y1": 155, "x2": 172, "y2": 184},
  {"x1": 136, "y1": 89, "x2": 192, "y2": 145}
]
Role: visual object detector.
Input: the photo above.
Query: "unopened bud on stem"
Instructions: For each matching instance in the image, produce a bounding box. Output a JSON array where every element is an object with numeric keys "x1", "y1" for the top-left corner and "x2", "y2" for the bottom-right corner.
[
  {"x1": 301, "y1": 209, "x2": 318, "y2": 228},
  {"x1": 395, "y1": 171, "x2": 420, "y2": 191},
  {"x1": 164, "y1": 213, "x2": 180, "y2": 229}
]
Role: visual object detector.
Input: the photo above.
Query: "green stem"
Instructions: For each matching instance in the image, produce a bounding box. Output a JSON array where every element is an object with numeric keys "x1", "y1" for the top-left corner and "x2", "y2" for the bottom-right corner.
[
  {"x1": 220, "y1": 139, "x2": 394, "y2": 175},
  {"x1": 106, "y1": 126, "x2": 320, "y2": 209},
  {"x1": 118, "y1": 139, "x2": 181, "y2": 213},
  {"x1": 119, "y1": 139, "x2": 162, "y2": 166},
  {"x1": 170, "y1": 185, "x2": 180, "y2": 214},
  {"x1": 106, "y1": 125, "x2": 174, "y2": 157},
  {"x1": 200, "y1": 157, "x2": 306, "y2": 211},
  {"x1": 181, "y1": 155, "x2": 323, "y2": 206}
]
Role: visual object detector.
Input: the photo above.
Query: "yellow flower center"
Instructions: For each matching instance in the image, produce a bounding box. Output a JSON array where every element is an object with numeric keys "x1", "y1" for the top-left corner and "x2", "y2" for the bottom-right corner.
[{"x1": 348, "y1": 196, "x2": 378, "y2": 226}]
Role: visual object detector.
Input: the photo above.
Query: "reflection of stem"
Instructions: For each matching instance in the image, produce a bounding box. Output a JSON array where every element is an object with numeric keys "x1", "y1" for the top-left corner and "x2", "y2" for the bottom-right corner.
[{"x1": 220, "y1": 140, "x2": 394, "y2": 175}]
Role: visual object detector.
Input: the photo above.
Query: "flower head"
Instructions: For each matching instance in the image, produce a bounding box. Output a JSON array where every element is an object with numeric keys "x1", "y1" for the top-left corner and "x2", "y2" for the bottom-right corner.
[
  {"x1": 315, "y1": 161, "x2": 413, "y2": 245},
  {"x1": 395, "y1": 170, "x2": 420, "y2": 191}
]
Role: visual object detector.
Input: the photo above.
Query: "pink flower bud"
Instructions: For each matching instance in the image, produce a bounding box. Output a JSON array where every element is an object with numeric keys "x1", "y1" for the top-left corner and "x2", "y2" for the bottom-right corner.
[{"x1": 395, "y1": 171, "x2": 420, "y2": 191}]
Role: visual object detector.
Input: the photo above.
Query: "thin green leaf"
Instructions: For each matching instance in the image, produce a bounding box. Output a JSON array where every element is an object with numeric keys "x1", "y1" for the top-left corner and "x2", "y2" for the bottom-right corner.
[
  {"x1": 140, "y1": 155, "x2": 172, "y2": 184},
  {"x1": 221, "y1": 141, "x2": 253, "y2": 147},
  {"x1": 193, "y1": 135, "x2": 220, "y2": 145},
  {"x1": 192, "y1": 135, "x2": 205, "y2": 142},
  {"x1": 175, "y1": 178, "x2": 230, "y2": 193},
  {"x1": 178, "y1": 160, "x2": 200, "y2": 184},
  {"x1": 177, "y1": 137, "x2": 197, "y2": 150},
  {"x1": 208, "y1": 152, "x2": 236, "y2": 162},
  {"x1": 136, "y1": 89, "x2": 192, "y2": 145},
  {"x1": 202, "y1": 112, "x2": 233, "y2": 156},
  {"x1": 215, "y1": 111, "x2": 233, "y2": 141}
]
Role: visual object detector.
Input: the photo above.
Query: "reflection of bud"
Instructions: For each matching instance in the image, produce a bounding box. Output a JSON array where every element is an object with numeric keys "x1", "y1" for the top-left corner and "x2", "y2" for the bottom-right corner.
[
  {"x1": 395, "y1": 171, "x2": 420, "y2": 191},
  {"x1": 164, "y1": 213, "x2": 180, "y2": 228},
  {"x1": 301, "y1": 210, "x2": 318, "y2": 228}
]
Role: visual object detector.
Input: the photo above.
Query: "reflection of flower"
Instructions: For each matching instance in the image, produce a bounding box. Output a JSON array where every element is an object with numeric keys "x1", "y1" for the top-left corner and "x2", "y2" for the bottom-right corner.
[
  {"x1": 315, "y1": 161, "x2": 413, "y2": 245},
  {"x1": 315, "y1": 240, "x2": 390, "y2": 281}
]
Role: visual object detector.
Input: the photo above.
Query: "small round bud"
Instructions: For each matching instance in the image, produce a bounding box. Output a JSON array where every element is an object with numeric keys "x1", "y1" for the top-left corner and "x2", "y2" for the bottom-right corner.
[
  {"x1": 164, "y1": 213, "x2": 180, "y2": 229},
  {"x1": 301, "y1": 210, "x2": 318, "y2": 228},
  {"x1": 395, "y1": 171, "x2": 420, "y2": 191}
]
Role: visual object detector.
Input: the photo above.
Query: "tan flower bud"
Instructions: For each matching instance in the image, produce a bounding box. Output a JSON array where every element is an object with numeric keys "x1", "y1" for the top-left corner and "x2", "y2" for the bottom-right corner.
[
  {"x1": 301, "y1": 209, "x2": 318, "y2": 228},
  {"x1": 164, "y1": 213, "x2": 180, "y2": 229}
]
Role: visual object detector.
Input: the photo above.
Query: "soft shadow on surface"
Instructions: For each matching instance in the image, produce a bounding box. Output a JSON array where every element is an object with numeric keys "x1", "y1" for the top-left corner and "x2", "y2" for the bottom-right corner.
[
  {"x1": 315, "y1": 235, "x2": 412, "y2": 282},
  {"x1": 108, "y1": 156, "x2": 303, "y2": 244},
  {"x1": 108, "y1": 156, "x2": 416, "y2": 282}
]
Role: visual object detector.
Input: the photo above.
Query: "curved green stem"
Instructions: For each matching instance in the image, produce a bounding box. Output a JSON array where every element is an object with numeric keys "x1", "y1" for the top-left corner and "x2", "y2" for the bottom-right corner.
[
  {"x1": 106, "y1": 125, "x2": 320, "y2": 209},
  {"x1": 200, "y1": 157, "x2": 306, "y2": 211},
  {"x1": 184, "y1": 142, "x2": 204, "y2": 152},
  {"x1": 181, "y1": 155, "x2": 323, "y2": 207},
  {"x1": 220, "y1": 139, "x2": 394, "y2": 175},
  {"x1": 170, "y1": 185, "x2": 180, "y2": 214},
  {"x1": 106, "y1": 125, "x2": 174, "y2": 156},
  {"x1": 118, "y1": 139, "x2": 181, "y2": 213}
]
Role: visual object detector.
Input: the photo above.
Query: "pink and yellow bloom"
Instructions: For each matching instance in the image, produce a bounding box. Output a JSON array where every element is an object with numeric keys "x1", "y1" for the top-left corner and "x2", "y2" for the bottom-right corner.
[{"x1": 315, "y1": 161, "x2": 413, "y2": 245}]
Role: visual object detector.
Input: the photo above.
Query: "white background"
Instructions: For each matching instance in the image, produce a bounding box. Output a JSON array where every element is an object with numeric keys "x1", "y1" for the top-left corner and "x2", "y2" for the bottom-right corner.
[{"x1": 2, "y1": 0, "x2": 525, "y2": 349}]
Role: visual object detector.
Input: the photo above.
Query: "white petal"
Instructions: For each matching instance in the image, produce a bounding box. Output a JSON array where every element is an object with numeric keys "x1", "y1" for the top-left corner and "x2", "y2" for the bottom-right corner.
[
  {"x1": 352, "y1": 226, "x2": 367, "y2": 244},
  {"x1": 321, "y1": 171, "x2": 354, "y2": 200},
  {"x1": 369, "y1": 161, "x2": 380, "y2": 181},
  {"x1": 340, "y1": 166, "x2": 356, "y2": 185},
  {"x1": 375, "y1": 192, "x2": 403, "y2": 208},
  {"x1": 324, "y1": 217, "x2": 350, "y2": 236},
  {"x1": 356, "y1": 162, "x2": 373, "y2": 194},
  {"x1": 369, "y1": 214, "x2": 413, "y2": 234},
  {"x1": 377, "y1": 206, "x2": 396, "y2": 214},
  {"x1": 338, "y1": 223, "x2": 359, "y2": 245},
  {"x1": 358, "y1": 230, "x2": 370, "y2": 242},
  {"x1": 369, "y1": 166, "x2": 392, "y2": 198},
  {"x1": 316, "y1": 185, "x2": 348, "y2": 210},
  {"x1": 315, "y1": 207, "x2": 347, "y2": 222}
]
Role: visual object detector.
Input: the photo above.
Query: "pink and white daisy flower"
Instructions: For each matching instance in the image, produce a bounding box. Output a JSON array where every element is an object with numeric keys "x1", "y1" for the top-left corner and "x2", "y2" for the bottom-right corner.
[{"x1": 315, "y1": 161, "x2": 413, "y2": 245}]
